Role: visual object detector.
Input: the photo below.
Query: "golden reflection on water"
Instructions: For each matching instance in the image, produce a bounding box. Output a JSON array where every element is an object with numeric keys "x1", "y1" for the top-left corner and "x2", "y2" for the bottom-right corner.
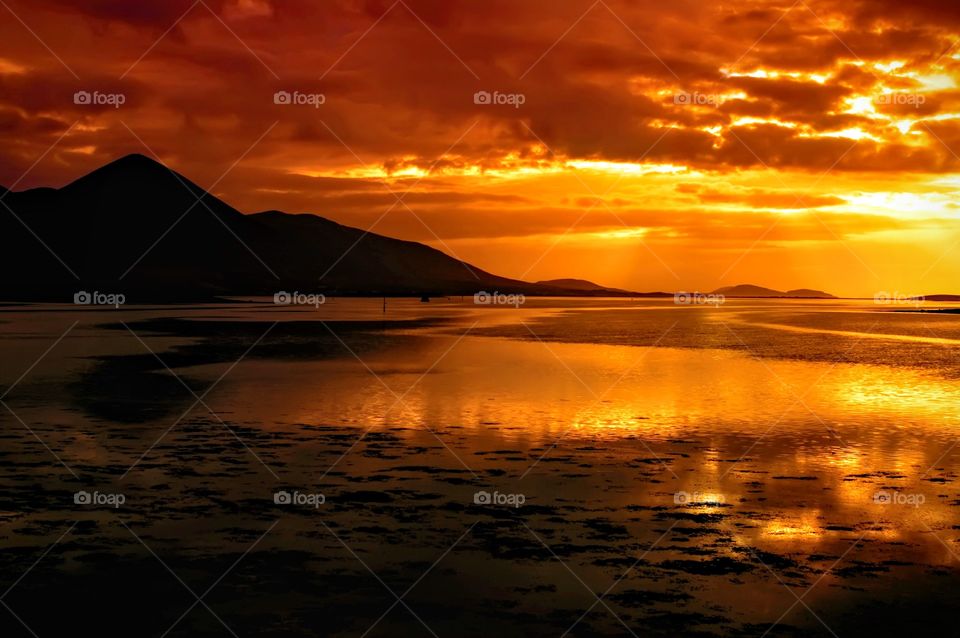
[
  {"x1": 759, "y1": 515, "x2": 823, "y2": 540},
  {"x1": 4, "y1": 301, "x2": 958, "y2": 568},
  {"x1": 354, "y1": 337, "x2": 960, "y2": 438},
  {"x1": 201, "y1": 333, "x2": 960, "y2": 463},
  {"x1": 833, "y1": 369, "x2": 960, "y2": 417},
  {"x1": 184, "y1": 331, "x2": 960, "y2": 561},
  {"x1": 744, "y1": 320, "x2": 960, "y2": 345}
]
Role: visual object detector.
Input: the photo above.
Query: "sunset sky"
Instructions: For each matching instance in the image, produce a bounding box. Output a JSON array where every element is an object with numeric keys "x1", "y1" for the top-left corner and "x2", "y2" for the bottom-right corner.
[{"x1": 1, "y1": 0, "x2": 959, "y2": 296}]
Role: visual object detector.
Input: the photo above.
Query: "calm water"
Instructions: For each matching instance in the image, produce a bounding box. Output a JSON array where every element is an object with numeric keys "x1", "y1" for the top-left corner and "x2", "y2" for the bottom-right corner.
[{"x1": 1, "y1": 298, "x2": 959, "y2": 637}]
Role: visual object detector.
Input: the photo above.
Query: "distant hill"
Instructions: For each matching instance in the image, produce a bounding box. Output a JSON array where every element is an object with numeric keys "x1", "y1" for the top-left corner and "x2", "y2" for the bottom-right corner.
[
  {"x1": 711, "y1": 284, "x2": 836, "y2": 298},
  {"x1": 0, "y1": 154, "x2": 641, "y2": 301},
  {"x1": 535, "y1": 278, "x2": 645, "y2": 295},
  {"x1": 785, "y1": 288, "x2": 837, "y2": 298},
  {"x1": 537, "y1": 278, "x2": 615, "y2": 291},
  {"x1": 535, "y1": 278, "x2": 672, "y2": 298},
  {"x1": 914, "y1": 294, "x2": 960, "y2": 302}
]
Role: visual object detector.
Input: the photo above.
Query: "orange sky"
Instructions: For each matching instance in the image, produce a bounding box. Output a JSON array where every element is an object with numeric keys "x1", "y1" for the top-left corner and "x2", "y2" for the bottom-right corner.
[{"x1": 1, "y1": 0, "x2": 959, "y2": 296}]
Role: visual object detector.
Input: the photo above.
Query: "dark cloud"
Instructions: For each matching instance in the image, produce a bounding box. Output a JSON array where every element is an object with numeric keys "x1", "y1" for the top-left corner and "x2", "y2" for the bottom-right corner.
[{"x1": 0, "y1": 0, "x2": 957, "y2": 254}]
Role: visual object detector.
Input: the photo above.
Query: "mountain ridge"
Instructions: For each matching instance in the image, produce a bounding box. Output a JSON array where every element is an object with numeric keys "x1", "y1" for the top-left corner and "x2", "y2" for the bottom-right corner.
[
  {"x1": 0, "y1": 155, "x2": 641, "y2": 300},
  {"x1": 0, "y1": 156, "x2": 892, "y2": 302},
  {"x1": 711, "y1": 284, "x2": 836, "y2": 298}
]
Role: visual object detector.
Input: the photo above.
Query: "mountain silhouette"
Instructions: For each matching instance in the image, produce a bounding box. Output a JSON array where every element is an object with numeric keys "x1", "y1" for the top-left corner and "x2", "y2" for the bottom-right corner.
[
  {"x1": 0, "y1": 154, "x2": 613, "y2": 300},
  {"x1": 914, "y1": 294, "x2": 960, "y2": 302},
  {"x1": 711, "y1": 284, "x2": 835, "y2": 298},
  {"x1": 536, "y1": 278, "x2": 630, "y2": 293}
]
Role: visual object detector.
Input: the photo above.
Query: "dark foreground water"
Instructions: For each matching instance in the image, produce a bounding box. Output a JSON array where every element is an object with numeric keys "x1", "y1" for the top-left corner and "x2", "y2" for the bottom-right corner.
[{"x1": 1, "y1": 298, "x2": 959, "y2": 637}]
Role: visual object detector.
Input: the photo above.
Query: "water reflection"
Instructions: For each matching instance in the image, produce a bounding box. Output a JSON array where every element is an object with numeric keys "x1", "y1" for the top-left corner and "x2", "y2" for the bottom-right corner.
[{"x1": 1, "y1": 299, "x2": 958, "y2": 636}]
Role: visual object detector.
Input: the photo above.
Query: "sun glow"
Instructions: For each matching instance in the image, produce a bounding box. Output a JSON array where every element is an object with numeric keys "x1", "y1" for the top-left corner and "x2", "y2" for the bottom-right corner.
[{"x1": 567, "y1": 160, "x2": 689, "y2": 175}]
